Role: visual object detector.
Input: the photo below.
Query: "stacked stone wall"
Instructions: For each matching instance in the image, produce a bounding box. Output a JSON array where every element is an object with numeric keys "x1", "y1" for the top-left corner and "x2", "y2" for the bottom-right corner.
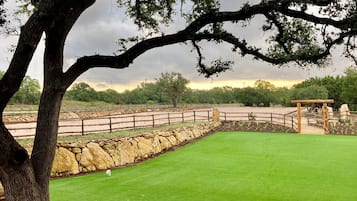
[
  {"x1": 46, "y1": 122, "x2": 220, "y2": 177},
  {"x1": 218, "y1": 121, "x2": 296, "y2": 133},
  {"x1": 328, "y1": 122, "x2": 357, "y2": 135}
]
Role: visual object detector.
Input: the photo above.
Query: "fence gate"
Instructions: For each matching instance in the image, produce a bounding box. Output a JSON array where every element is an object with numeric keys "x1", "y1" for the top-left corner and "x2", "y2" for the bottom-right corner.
[{"x1": 291, "y1": 99, "x2": 334, "y2": 134}]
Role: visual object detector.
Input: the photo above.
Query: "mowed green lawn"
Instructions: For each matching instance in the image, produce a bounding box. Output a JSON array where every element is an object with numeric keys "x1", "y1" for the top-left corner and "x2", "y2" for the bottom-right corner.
[{"x1": 50, "y1": 132, "x2": 357, "y2": 201}]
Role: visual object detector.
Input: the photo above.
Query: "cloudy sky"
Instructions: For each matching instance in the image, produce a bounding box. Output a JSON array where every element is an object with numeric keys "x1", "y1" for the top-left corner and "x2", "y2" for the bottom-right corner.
[{"x1": 0, "y1": 0, "x2": 353, "y2": 91}]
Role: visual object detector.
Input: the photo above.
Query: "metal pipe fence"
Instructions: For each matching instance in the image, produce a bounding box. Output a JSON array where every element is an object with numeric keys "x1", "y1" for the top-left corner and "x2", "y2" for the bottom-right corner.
[
  {"x1": 7, "y1": 110, "x2": 213, "y2": 139},
  {"x1": 7, "y1": 109, "x2": 298, "y2": 138},
  {"x1": 220, "y1": 111, "x2": 298, "y2": 131}
]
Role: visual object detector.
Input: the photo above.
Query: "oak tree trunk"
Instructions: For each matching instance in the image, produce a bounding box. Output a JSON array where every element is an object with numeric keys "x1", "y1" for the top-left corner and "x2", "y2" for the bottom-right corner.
[{"x1": 0, "y1": 1, "x2": 95, "y2": 200}]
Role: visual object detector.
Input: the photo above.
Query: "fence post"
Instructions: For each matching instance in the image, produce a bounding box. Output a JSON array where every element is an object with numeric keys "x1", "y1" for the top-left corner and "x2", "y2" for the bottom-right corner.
[
  {"x1": 109, "y1": 117, "x2": 112, "y2": 133},
  {"x1": 283, "y1": 115, "x2": 286, "y2": 126},
  {"x1": 81, "y1": 119, "x2": 84, "y2": 135},
  {"x1": 168, "y1": 113, "x2": 170, "y2": 125},
  {"x1": 182, "y1": 112, "x2": 184, "y2": 123},
  {"x1": 152, "y1": 114, "x2": 155, "y2": 128},
  {"x1": 291, "y1": 116, "x2": 294, "y2": 129},
  {"x1": 193, "y1": 111, "x2": 196, "y2": 122},
  {"x1": 133, "y1": 115, "x2": 136, "y2": 130},
  {"x1": 208, "y1": 111, "x2": 210, "y2": 121},
  {"x1": 224, "y1": 112, "x2": 227, "y2": 121},
  {"x1": 270, "y1": 113, "x2": 273, "y2": 124}
]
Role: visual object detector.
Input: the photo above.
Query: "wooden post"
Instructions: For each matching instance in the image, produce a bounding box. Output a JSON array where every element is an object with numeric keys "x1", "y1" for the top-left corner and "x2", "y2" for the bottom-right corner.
[
  {"x1": 109, "y1": 117, "x2": 112, "y2": 133},
  {"x1": 152, "y1": 115, "x2": 155, "y2": 128},
  {"x1": 193, "y1": 111, "x2": 196, "y2": 122},
  {"x1": 133, "y1": 115, "x2": 136, "y2": 130},
  {"x1": 81, "y1": 119, "x2": 84, "y2": 135},
  {"x1": 212, "y1": 108, "x2": 220, "y2": 122},
  {"x1": 283, "y1": 114, "x2": 286, "y2": 126},
  {"x1": 297, "y1": 102, "x2": 302, "y2": 133},
  {"x1": 322, "y1": 103, "x2": 329, "y2": 134},
  {"x1": 168, "y1": 113, "x2": 170, "y2": 125}
]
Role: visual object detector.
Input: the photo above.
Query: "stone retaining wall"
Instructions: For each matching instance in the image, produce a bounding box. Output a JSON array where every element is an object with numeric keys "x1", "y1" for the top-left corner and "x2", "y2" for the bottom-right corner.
[
  {"x1": 218, "y1": 121, "x2": 297, "y2": 133},
  {"x1": 48, "y1": 122, "x2": 220, "y2": 177},
  {"x1": 328, "y1": 122, "x2": 357, "y2": 135}
]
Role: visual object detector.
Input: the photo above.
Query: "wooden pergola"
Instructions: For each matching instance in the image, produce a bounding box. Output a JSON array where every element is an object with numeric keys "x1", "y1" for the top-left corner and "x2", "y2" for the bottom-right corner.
[{"x1": 291, "y1": 99, "x2": 334, "y2": 133}]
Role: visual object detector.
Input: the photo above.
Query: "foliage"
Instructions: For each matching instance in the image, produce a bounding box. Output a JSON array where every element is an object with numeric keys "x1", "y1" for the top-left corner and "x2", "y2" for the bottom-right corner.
[
  {"x1": 293, "y1": 76, "x2": 343, "y2": 108},
  {"x1": 96, "y1": 89, "x2": 120, "y2": 104},
  {"x1": 65, "y1": 82, "x2": 97, "y2": 102},
  {"x1": 65, "y1": 83, "x2": 121, "y2": 104},
  {"x1": 341, "y1": 67, "x2": 357, "y2": 110},
  {"x1": 254, "y1": 80, "x2": 276, "y2": 90},
  {"x1": 0, "y1": 71, "x2": 41, "y2": 104},
  {"x1": 156, "y1": 72, "x2": 189, "y2": 107},
  {"x1": 0, "y1": 0, "x2": 5, "y2": 27},
  {"x1": 290, "y1": 85, "x2": 328, "y2": 101}
]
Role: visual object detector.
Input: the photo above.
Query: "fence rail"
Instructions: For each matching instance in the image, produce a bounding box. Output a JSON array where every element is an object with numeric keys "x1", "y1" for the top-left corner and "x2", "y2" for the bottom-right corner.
[
  {"x1": 220, "y1": 111, "x2": 298, "y2": 130},
  {"x1": 7, "y1": 109, "x2": 298, "y2": 139},
  {"x1": 7, "y1": 110, "x2": 213, "y2": 139},
  {"x1": 307, "y1": 111, "x2": 357, "y2": 127}
]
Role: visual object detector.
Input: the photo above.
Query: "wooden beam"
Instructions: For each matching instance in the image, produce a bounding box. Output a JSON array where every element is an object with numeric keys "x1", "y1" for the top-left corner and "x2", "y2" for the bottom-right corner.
[{"x1": 291, "y1": 99, "x2": 334, "y2": 104}]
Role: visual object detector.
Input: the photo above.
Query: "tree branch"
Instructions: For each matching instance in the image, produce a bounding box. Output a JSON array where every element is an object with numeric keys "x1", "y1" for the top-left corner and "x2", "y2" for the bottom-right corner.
[{"x1": 62, "y1": 0, "x2": 357, "y2": 86}]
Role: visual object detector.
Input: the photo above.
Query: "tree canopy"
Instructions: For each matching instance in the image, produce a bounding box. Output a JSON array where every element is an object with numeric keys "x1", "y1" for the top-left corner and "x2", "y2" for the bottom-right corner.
[
  {"x1": 156, "y1": 72, "x2": 189, "y2": 107},
  {"x1": 1, "y1": 1, "x2": 357, "y2": 201}
]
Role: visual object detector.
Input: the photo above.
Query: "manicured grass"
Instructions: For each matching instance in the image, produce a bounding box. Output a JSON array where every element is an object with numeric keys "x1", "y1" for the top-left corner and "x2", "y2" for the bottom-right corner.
[{"x1": 50, "y1": 132, "x2": 357, "y2": 201}]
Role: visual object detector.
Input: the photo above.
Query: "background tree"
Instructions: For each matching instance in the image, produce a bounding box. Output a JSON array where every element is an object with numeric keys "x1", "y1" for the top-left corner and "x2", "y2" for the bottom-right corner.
[
  {"x1": 254, "y1": 80, "x2": 276, "y2": 90},
  {"x1": 341, "y1": 67, "x2": 357, "y2": 110},
  {"x1": 10, "y1": 76, "x2": 41, "y2": 105},
  {"x1": 65, "y1": 82, "x2": 97, "y2": 102},
  {"x1": 293, "y1": 76, "x2": 343, "y2": 109},
  {"x1": 156, "y1": 72, "x2": 189, "y2": 107},
  {"x1": 272, "y1": 87, "x2": 291, "y2": 107},
  {"x1": 1, "y1": 1, "x2": 357, "y2": 201},
  {"x1": 0, "y1": 71, "x2": 41, "y2": 105},
  {"x1": 96, "y1": 89, "x2": 120, "y2": 104},
  {"x1": 291, "y1": 85, "x2": 329, "y2": 100}
]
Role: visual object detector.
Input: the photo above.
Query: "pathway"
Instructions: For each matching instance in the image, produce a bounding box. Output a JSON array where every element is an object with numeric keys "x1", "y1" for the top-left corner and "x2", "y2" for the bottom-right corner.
[{"x1": 300, "y1": 117, "x2": 324, "y2": 135}]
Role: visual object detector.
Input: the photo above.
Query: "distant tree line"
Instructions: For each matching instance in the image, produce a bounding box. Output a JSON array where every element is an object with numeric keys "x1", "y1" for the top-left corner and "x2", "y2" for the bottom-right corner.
[
  {"x1": 0, "y1": 71, "x2": 41, "y2": 105},
  {"x1": 2, "y1": 69, "x2": 357, "y2": 110}
]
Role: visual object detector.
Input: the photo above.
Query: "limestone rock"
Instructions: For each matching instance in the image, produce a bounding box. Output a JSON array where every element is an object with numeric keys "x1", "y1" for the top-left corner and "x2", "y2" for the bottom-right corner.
[
  {"x1": 52, "y1": 147, "x2": 79, "y2": 176},
  {"x1": 152, "y1": 135, "x2": 162, "y2": 154},
  {"x1": 135, "y1": 137, "x2": 154, "y2": 159},
  {"x1": 117, "y1": 140, "x2": 137, "y2": 165},
  {"x1": 174, "y1": 130, "x2": 191, "y2": 143},
  {"x1": 158, "y1": 136, "x2": 171, "y2": 150},
  {"x1": 79, "y1": 143, "x2": 114, "y2": 171},
  {"x1": 166, "y1": 135, "x2": 178, "y2": 146},
  {"x1": 72, "y1": 147, "x2": 82, "y2": 154},
  {"x1": 102, "y1": 143, "x2": 121, "y2": 166}
]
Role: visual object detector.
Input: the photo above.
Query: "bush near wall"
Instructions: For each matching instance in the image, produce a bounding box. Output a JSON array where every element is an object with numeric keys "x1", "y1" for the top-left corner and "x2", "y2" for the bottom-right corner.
[{"x1": 218, "y1": 121, "x2": 296, "y2": 133}]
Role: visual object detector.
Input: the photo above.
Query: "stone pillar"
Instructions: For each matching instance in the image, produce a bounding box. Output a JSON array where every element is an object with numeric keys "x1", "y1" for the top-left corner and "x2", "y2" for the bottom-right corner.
[{"x1": 212, "y1": 108, "x2": 220, "y2": 122}]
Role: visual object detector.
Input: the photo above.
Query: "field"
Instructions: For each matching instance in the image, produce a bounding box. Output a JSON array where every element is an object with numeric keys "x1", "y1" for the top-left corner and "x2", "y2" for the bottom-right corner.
[{"x1": 50, "y1": 132, "x2": 357, "y2": 201}]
